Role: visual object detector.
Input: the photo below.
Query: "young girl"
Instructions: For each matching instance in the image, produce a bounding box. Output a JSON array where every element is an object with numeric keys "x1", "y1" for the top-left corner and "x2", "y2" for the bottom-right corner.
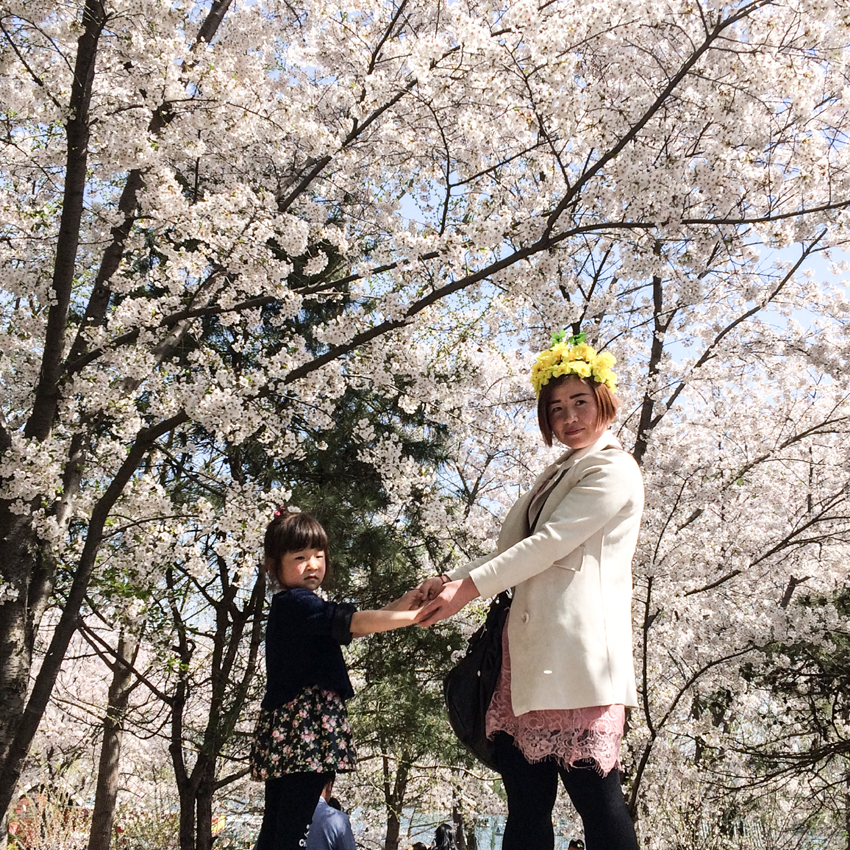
[{"x1": 250, "y1": 507, "x2": 420, "y2": 850}]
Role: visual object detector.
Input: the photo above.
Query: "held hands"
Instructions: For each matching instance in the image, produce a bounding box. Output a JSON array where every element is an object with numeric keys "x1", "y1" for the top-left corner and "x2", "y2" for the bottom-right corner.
[
  {"x1": 382, "y1": 587, "x2": 425, "y2": 612},
  {"x1": 385, "y1": 577, "x2": 444, "y2": 612},
  {"x1": 351, "y1": 588, "x2": 424, "y2": 637},
  {"x1": 415, "y1": 577, "x2": 480, "y2": 627},
  {"x1": 414, "y1": 576, "x2": 446, "y2": 606},
  {"x1": 383, "y1": 575, "x2": 480, "y2": 626}
]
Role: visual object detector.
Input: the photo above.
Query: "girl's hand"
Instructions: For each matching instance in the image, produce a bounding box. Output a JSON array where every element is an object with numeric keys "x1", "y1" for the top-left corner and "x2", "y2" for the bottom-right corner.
[
  {"x1": 414, "y1": 576, "x2": 446, "y2": 606},
  {"x1": 415, "y1": 577, "x2": 479, "y2": 627},
  {"x1": 383, "y1": 588, "x2": 423, "y2": 612}
]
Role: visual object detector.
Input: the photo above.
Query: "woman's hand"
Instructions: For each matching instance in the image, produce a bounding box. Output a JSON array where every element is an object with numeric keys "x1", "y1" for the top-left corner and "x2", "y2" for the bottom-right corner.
[{"x1": 415, "y1": 577, "x2": 480, "y2": 627}]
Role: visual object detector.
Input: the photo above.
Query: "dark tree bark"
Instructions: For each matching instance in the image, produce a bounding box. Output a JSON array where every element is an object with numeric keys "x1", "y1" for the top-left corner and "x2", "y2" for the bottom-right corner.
[
  {"x1": 0, "y1": 0, "x2": 105, "y2": 783},
  {"x1": 86, "y1": 630, "x2": 141, "y2": 850},
  {"x1": 382, "y1": 757, "x2": 409, "y2": 850}
]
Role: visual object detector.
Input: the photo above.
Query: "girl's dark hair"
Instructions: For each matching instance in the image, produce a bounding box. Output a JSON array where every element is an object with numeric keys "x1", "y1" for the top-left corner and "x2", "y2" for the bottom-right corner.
[
  {"x1": 264, "y1": 508, "x2": 332, "y2": 587},
  {"x1": 537, "y1": 373, "x2": 619, "y2": 447},
  {"x1": 434, "y1": 823, "x2": 458, "y2": 850}
]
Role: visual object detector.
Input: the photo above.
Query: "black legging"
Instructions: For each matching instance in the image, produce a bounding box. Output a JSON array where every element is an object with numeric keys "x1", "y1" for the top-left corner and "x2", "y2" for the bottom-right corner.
[
  {"x1": 494, "y1": 733, "x2": 639, "y2": 850},
  {"x1": 255, "y1": 771, "x2": 330, "y2": 850}
]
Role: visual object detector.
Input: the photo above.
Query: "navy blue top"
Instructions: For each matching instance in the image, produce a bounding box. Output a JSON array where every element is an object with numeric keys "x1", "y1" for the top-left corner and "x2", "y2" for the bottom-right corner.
[{"x1": 262, "y1": 588, "x2": 357, "y2": 709}]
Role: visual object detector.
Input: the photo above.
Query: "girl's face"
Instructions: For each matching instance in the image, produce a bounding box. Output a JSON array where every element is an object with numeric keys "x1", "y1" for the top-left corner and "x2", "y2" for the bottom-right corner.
[
  {"x1": 547, "y1": 375, "x2": 608, "y2": 449},
  {"x1": 279, "y1": 547, "x2": 326, "y2": 590}
]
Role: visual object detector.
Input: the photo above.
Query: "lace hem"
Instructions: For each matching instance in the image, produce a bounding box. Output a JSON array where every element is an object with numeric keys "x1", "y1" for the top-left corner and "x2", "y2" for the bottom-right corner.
[{"x1": 484, "y1": 612, "x2": 624, "y2": 775}]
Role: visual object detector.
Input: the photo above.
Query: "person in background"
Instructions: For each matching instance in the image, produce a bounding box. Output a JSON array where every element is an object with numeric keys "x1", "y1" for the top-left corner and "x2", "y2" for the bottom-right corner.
[
  {"x1": 415, "y1": 333, "x2": 644, "y2": 850},
  {"x1": 433, "y1": 822, "x2": 458, "y2": 850},
  {"x1": 306, "y1": 774, "x2": 356, "y2": 850}
]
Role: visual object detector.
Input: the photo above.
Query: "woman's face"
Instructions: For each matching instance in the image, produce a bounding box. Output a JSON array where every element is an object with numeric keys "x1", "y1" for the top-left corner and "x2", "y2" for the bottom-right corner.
[{"x1": 546, "y1": 376, "x2": 608, "y2": 449}]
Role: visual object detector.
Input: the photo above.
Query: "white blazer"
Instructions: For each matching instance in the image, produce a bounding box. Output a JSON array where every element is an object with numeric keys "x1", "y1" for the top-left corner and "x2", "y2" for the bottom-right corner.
[{"x1": 448, "y1": 430, "x2": 644, "y2": 714}]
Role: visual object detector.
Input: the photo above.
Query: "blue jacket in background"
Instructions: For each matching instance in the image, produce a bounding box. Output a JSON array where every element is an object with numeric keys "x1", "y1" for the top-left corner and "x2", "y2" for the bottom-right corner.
[{"x1": 307, "y1": 798, "x2": 356, "y2": 850}]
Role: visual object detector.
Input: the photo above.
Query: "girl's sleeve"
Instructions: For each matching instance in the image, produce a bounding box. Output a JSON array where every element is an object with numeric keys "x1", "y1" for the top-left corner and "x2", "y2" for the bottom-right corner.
[
  {"x1": 279, "y1": 589, "x2": 357, "y2": 644},
  {"x1": 331, "y1": 602, "x2": 357, "y2": 644}
]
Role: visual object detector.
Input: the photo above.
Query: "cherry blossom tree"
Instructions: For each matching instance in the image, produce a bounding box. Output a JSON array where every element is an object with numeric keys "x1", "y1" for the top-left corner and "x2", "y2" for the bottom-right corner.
[{"x1": 3, "y1": 0, "x2": 850, "y2": 843}]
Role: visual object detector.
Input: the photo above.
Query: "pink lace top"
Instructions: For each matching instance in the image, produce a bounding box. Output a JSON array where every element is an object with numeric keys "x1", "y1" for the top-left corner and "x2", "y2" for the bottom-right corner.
[{"x1": 485, "y1": 611, "x2": 625, "y2": 775}]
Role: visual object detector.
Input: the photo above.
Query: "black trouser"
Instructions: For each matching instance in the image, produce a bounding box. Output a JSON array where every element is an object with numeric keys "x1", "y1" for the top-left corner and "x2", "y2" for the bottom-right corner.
[
  {"x1": 494, "y1": 733, "x2": 639, "y2": 850},
  {"x1": 255, "y1": 772, "x2": 330, "y2": 850}
]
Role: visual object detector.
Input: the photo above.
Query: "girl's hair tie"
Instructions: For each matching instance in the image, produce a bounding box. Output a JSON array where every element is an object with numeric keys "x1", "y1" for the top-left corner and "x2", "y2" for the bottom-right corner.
[{"x1": 273, "y1": 505, "x2": 286, "y2": 518}]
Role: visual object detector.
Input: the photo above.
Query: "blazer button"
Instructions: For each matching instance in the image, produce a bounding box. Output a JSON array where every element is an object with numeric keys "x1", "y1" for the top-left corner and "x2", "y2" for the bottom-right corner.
[{"x1": 521, "y1": 612, "x2": 530, "y2": 624}]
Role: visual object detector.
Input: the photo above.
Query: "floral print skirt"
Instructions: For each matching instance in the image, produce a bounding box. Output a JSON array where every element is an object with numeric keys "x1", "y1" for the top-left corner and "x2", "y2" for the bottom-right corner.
[{"x1": 249, "y1": 685, "x2": 356, "y2": 780}]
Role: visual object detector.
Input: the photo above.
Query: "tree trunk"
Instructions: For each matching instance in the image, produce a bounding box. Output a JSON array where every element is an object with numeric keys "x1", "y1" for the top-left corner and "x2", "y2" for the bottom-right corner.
[
  {"x1": 0, "y1": 0, "x2": 105, "y2": 793},
  {"x1": 177, "y1": 782, "x2": 199, "y2": 850},
  {"x1": 451, "y1": 781, "x2": 467, "y2": 850},
  {"x1": 382, "y1": 756, "x2": 408, "y2": 850},
  {"x1": 25, "y1": 0, "x2": 104, "y2": 444},
  {"x1": 384, "y1": 809, "x2": 402, "y2": 850},
  {"x1": 452, "y1": 800, "x2": 468, "y2": 850},
  {"x1": 632, "y1": 273, "x2": 666, "y2": 467},
  {"x1": 171, "y1": 754, "x2": 219, "y2": 850},
  {"x1": 86, "y1": 630, "x2": 141, "y2": 850},
  {"x1": 0, "y1": 537, "x2": 41, "y2": 771},
  {"x1": 195, "y1": 761, "x2": 216, "y2": 850},
  {"x1": 845, "y1": 771, "x2": 850, "y2": 850}
]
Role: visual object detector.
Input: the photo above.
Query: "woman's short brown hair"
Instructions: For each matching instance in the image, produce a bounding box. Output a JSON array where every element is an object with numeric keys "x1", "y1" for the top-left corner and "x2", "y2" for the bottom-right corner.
[
  {"x1": 536, "y1": 375, "x2": 619, "y2": 447},
  {"x1": 263, "y1": 509, "x2": 332, "y2": 588}
]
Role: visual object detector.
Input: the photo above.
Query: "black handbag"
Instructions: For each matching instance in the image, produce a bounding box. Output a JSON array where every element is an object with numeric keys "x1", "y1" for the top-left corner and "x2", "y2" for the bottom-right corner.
[{"x1": 443, "y1": 591, "x2": 511, "y2": 770}]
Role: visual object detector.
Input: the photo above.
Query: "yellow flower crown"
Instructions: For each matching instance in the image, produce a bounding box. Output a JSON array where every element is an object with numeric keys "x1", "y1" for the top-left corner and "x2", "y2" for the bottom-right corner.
[{"x1": 530, "y1": 331, "x2": 618, "y2": 397}]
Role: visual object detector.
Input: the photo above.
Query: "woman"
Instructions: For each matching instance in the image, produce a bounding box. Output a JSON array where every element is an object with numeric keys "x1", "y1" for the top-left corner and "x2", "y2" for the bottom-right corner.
[{"x1": 416, "y1": 334, "x2": 643, "y2": 850}]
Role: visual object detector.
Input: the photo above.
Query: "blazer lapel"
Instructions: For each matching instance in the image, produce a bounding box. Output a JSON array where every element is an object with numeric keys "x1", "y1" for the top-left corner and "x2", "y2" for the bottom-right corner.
[
  {"x1": 498, "y1": 431, "x2": 623, "y2": 550},
  {"x1": 527, "y1": 431, "x2": 623, "y2": 532}
]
